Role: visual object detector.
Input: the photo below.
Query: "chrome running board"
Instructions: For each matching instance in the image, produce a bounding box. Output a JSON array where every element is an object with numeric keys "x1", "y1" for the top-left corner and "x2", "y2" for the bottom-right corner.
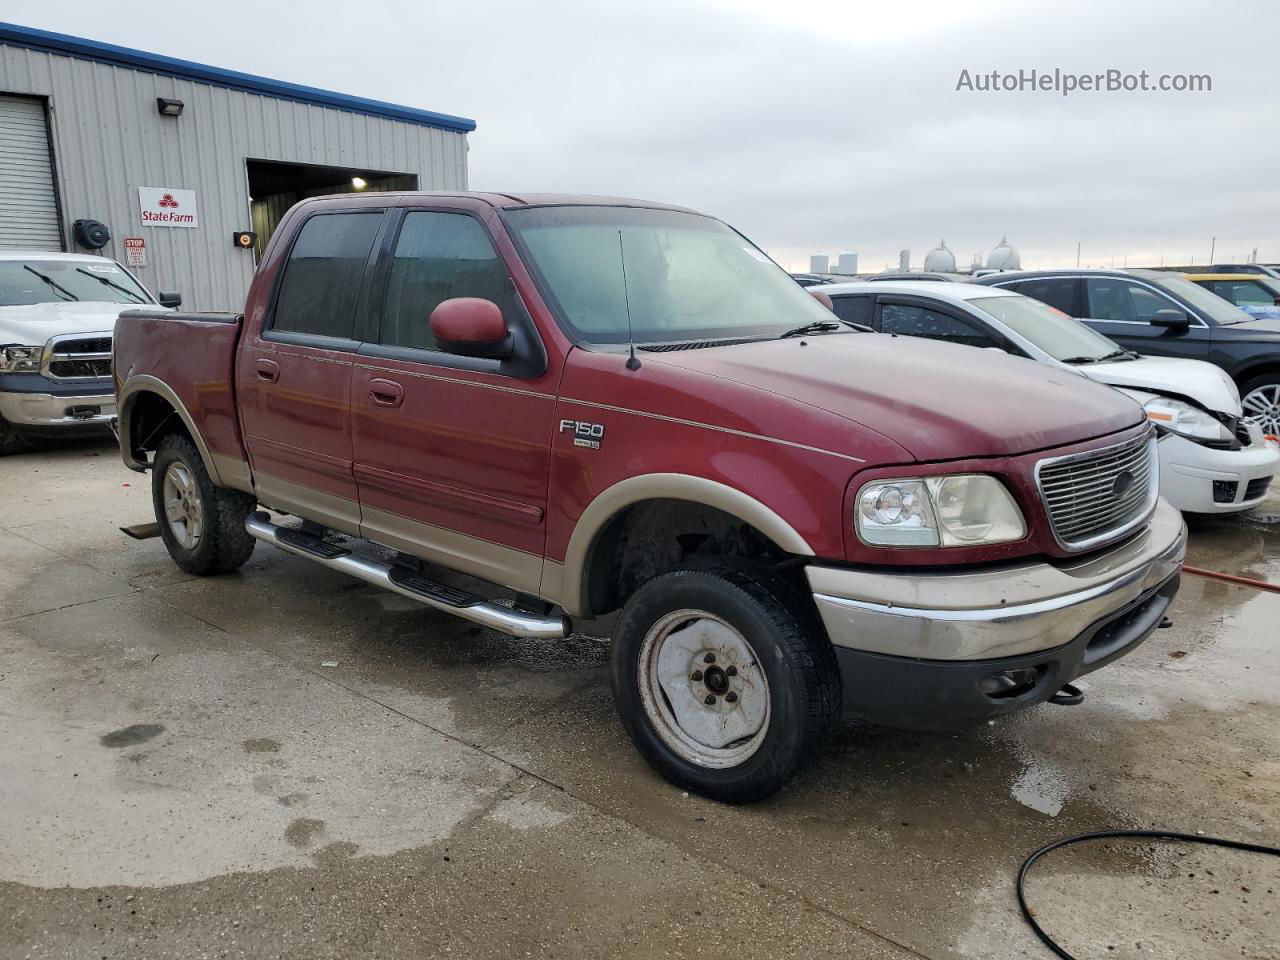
[{"x1": 245, "y1": 513, "x2": 570, "y2": 640}]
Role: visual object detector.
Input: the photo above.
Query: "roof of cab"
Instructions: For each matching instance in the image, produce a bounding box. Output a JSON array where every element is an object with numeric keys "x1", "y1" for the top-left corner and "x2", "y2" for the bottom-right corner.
[
  {"x1": 297, "y1": 191, "x2": 700, "y2": 213},
  {"x1": 0, "y1": 250, "x2": 124, "y2": 263},
  {"x1": 817, "y1": 280, "x2": 1020, "y2": 302},
  {"x1": 1180, "y1": 273, "x2": 1276, "y2": 282}
]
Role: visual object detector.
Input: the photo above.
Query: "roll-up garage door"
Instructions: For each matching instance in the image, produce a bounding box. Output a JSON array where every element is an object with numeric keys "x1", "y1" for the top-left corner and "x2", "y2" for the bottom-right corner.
[{"x1": 0, "y1": 95, "x2": 62, "y2": 250}]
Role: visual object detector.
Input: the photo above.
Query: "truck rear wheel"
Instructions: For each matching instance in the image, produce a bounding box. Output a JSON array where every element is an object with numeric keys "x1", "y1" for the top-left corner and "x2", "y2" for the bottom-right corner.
[
  {"x1": 152, "y1": 434, "x2": 256, "y2": 575},
  {"x1": 610, "y1": 567, "x2": 840, "y2": 803}
]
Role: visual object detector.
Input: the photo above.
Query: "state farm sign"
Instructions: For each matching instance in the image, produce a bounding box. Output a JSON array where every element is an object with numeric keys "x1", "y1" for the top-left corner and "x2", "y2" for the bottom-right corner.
[{"x1": 138, "y1": 186, "x2": 199, "y2": 228}]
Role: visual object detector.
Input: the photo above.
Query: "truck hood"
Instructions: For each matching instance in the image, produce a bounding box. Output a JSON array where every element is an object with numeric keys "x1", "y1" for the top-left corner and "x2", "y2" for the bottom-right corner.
[
  {"x1": 0, "y1": 301, "x2": 137, "y2": 346},
  {"x1": 645, "y1": 333, "x2": 1144, "y2": 461},
  {"x1": 1081, "y1": 355, "x2": 1241, "y2": 416}
]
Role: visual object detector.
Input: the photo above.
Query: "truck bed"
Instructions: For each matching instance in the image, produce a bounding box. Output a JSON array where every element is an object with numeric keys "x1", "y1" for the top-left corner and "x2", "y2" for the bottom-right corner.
[{"x1": 114, "y1": 310, "x2": 248, "y2": 482}]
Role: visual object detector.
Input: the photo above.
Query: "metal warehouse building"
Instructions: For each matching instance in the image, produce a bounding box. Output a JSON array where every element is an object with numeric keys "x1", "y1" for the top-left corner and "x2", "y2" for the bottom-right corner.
[{"x1": 0, "y1": 22, "x2": 474, "y2": 310}]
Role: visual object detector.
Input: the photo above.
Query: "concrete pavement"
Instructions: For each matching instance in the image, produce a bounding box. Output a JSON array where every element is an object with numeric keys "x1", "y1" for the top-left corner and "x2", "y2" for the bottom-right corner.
[{"x1": 1, "y1": 437, "x2": 1276, "y2": 959}]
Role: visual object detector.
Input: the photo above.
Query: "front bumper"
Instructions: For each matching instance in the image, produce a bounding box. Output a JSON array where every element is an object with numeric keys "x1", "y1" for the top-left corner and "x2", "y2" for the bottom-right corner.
[
  {"x1": 0, "y1": 389, "x2": 116, "y2": 434},
  {"x1": 1157, "y1": 430, "x2": 1277, "y2": 513},
  {"x1": 807, "y1": 498, "x2": 1187, "y2": 728}
]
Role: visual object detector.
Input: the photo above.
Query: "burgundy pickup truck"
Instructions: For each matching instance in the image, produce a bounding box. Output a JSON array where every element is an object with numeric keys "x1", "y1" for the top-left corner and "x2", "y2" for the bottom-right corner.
[{"x1": 114, "y1": 193, "x2": 1186, "y2": 801}]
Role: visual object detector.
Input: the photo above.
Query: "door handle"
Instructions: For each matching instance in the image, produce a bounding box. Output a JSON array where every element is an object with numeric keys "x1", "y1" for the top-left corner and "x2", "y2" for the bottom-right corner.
[
  {"x1": 255, "y1": 358, "x2": 280, "y2": 383},
  {"x1": 368, "y1": 378, "x2": 404, "y2": 408}
]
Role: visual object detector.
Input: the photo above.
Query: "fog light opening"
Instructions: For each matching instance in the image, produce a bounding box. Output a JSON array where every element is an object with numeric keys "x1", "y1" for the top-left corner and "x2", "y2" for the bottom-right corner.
[{"x1": 979, "y1": 667, "x2": 1043, "y2": 701}]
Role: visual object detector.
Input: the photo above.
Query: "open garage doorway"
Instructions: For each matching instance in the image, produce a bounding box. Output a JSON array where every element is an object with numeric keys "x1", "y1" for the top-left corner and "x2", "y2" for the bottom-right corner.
[{"x1": 245, "y1": 159, "x2": 417, "y2": 259}]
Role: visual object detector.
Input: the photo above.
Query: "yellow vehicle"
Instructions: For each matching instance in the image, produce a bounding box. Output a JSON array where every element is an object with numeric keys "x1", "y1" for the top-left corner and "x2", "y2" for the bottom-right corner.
[{"x1": 1183, "y1": 273, "x2": 1280, "y2": 320}]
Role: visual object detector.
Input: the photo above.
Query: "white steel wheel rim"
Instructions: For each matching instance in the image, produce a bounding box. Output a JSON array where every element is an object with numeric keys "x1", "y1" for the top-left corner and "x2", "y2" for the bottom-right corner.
[
  {"x1": 162, "y1": 461, "x2": 204, "y2": 550},
  {"x1": 637, "y1": 609, "x2": 771, "y2": 769},
  {"x1": 1242, "y1": 384, "x2": 1280, "y2": 436}
]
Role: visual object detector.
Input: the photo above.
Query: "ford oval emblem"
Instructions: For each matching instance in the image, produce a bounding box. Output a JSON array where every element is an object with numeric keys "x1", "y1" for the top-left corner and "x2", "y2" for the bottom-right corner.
[{"x1": 1112, "y1": 471, "x2": 1135, "y2": 498}]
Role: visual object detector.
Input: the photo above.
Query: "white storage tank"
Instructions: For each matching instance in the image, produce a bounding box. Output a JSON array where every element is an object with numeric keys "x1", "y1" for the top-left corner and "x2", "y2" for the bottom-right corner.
[{"x1": 809, "y1": 253, "x2": 830, "y2": 274}]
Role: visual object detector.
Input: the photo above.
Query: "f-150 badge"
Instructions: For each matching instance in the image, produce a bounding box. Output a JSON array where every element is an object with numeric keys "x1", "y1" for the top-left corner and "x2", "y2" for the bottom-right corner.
[{"x1": 560, "y1": 419, "x2": 604, "y2": 450}]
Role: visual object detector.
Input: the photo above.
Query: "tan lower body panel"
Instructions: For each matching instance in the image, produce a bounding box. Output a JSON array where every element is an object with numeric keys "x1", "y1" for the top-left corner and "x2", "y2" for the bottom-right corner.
[
  {"x1": 359, "y1": 505, "x2": 542, "y2": 595},
  {"x1": 211, "y1": 453, "x2": 254, "y2": 494},
  {"x1": 253, "y1": 473, "x2": 362, "y2": 537},
  {"x1": 251, "y1": 473, "x2": 546, "y2": 598},
  {"x1": 539, "y1": 560, "x2": 567, "y2": 613}
]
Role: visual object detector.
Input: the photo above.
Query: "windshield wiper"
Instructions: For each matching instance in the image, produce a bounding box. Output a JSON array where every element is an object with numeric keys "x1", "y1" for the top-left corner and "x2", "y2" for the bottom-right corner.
[
  {"x1": 1059, "y1": 350, "x2": 1132, "y2": 364},
  {"x1": 780, "y1": 320, "x2": 846, "y2": 339},
  {"x1": 1096, "y1": 348, "x2": 1138, "y2": 362},
  {"x1": 75, "y1": 267, "x2": 145, "y2": 304},
  {"x1": 22, "y1": 265, "x2": 78, "y2": 301}
]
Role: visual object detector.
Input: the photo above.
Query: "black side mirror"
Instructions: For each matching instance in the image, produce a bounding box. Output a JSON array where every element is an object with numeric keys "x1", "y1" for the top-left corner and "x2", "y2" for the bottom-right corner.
[
  {"x1": 158, "y1": 292, "x2": 182, "y2": 309},
  {"x1": 1150, "y1": 308, "x2": 1189, "y2": 330}
]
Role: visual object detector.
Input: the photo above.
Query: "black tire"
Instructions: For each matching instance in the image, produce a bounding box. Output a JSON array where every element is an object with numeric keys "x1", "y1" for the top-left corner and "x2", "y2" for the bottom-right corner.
[
  {"x1": 1238, "y1": 372, "x2": 1280, "y2": 437},
  {"x1": 152, "y1": 433, "x2": 257, "y2": 575},
  {"x1": 0, "y1": 418, "x2": 31, "y2": 456},
  {"x1": 609, "y1": 567, "x2": 840, "y2": 803}
]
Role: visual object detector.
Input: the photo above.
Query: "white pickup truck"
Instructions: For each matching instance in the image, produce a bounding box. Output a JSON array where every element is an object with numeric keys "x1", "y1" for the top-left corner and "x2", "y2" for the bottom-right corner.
[{"x1": 0, "y1": 251, "x2": 177, "y2": 454}]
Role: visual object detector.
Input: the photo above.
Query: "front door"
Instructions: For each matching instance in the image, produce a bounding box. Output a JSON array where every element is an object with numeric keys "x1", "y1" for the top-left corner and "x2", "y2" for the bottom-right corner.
[
  {"x1": 236, "y1": 209, "x2": 386, "y2": 534},
  {"x1": 1079, "y1": 276, "x2": 1211, "y2": 361},
  {"x1": 350, "y1": 208, "x2": 557, "y2": 593}
]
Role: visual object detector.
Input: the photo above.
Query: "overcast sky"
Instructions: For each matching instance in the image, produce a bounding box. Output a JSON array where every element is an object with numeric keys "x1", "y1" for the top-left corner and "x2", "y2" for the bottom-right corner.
[{"x1": 6, "y1": 0, "x2": 1278, "y2": 271}]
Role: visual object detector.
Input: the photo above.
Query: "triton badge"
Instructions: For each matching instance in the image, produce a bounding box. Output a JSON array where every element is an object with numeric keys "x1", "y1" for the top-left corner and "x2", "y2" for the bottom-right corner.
[{"x1": 560, "y1": 419, "x2": 604, "y2": 449}]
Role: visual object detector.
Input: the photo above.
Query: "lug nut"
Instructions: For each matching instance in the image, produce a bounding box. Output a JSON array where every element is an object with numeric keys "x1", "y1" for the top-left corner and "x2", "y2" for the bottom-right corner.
[
  {"x1": 691, "y1": 670, "x2": 703, "y2": 682},
  {"x1": 726, "y1": 666, "x2": 737, "y2": 677},
  {"x1": 704, "y1": 694, "x2": 717, "y2": 705},
  {"x1": 704, "y1": 653, "x2": 716, "y2": 664},
  {"x1": 726, "y1": 692, "x2": 738, "y2": 703}
]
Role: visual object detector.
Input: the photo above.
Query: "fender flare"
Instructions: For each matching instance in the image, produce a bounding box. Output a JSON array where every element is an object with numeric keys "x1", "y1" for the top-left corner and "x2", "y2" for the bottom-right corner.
[
  {"x1": 549, "y1": 473, "x2": 815, "y2": 617},
  {"x1": 117, "y1": 375, "x2": 226, "y2": 486}
]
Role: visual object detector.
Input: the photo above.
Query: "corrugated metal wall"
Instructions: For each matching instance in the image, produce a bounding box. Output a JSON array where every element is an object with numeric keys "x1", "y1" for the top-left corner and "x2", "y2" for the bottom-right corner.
[{"x1": 0, "y1": 44, "x2": 468, "y2": 310}]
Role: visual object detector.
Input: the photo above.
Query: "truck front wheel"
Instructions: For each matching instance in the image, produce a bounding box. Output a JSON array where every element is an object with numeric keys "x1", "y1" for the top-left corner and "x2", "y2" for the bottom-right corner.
[
  {"x1": 152, "y1": 434, "x2": 256, "y2": 575},
  {"x1": 610, "y1": 568, "x2": 840, "y2": 803}
]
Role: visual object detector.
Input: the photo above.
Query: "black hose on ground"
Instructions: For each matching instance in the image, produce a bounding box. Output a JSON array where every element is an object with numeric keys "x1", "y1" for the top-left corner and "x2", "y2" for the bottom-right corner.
[{"x1": 1017, "y1": 829, "x2": 1280, "y2": 959}]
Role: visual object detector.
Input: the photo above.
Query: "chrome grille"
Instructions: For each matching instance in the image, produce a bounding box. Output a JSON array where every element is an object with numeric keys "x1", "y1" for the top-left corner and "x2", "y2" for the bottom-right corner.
[
  {"x1": 1036, "y1": 432, "x2": 1158, "y2": 550},
  {"x1": 43, "y1": 334, "x2": 113, "y2": 380}
]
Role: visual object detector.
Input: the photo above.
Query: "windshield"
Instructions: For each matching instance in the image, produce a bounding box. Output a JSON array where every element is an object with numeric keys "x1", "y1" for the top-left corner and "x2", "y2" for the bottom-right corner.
[
  {"x1": 1152, "y1": 274, "x2": 1253, "y2": 325},
  {"x1": 503, "y1": 206, "x2": 836, "y2": 343},
  {"x1": 0, "y1": 259, "x2": 151, "y2": 307},
  {"x1": 968, "y1": 294, "x2": 1122, "y2": 362}
]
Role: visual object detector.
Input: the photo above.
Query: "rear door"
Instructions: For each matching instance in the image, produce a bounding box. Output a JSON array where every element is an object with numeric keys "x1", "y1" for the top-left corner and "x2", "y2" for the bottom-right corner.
[
  {"x1": 1079, "y1": 276, "x2": 1211, "y2": 360},
  {"x1": 350, "y1": 206, "x2": 557, "y2": 594},
  {"x1": 236, "y1": 209, "x2": 387, "y2": 534}
]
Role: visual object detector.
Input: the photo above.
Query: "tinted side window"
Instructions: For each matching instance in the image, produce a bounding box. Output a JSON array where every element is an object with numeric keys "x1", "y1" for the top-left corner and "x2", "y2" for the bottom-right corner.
[
  {"x1": 380, "y1": 212, "x2": 514, "y2": 351},
  {"x1": 879, "y1": 303, "x2": 999, "y2": 348},
  {"x1": 829, "y1": 295, "x2": 872, "y2": 326},
  {"x1": 1014, "y1": 278, "x2": 1077, "y2": 315},
  {"x1": 1085, "y1": 278, "x2": 1178, "y2": 323},
  {"x1": 272, "y1": 213, "x2": 382, "y2": 339}
]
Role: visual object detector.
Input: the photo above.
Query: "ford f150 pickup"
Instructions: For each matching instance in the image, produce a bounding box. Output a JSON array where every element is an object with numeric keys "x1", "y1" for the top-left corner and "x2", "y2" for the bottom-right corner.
[{"x1": 114, "y1": 193, "x2": 1187, "y2": 802}]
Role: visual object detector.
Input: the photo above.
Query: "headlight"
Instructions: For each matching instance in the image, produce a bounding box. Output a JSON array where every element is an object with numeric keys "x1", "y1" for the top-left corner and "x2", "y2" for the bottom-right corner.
[
  {"x1": 856, "y1": 475, "x2": 1026, "y2": 547},
  {"x1": 1142, "y1": 397, "x2": 1232, "y2": 442},
  {"x1": 0, "y1": 344, "x2": 42, "y2": 373}
]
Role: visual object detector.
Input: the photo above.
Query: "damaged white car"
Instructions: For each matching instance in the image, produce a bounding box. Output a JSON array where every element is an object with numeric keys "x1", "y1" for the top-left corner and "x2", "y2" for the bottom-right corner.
[{"x1": 820, "y1": 281, "x2": 1279, "y2": 514}]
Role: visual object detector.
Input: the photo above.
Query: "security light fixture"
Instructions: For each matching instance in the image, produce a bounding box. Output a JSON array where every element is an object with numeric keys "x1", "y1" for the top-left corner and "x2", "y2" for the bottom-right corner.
[
  {"x1": 351, "y1": 177, "x2": 367, "y2": 190},
  {"x1": 156, "y1": 97, "x2": 184, "y2": 117}
]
